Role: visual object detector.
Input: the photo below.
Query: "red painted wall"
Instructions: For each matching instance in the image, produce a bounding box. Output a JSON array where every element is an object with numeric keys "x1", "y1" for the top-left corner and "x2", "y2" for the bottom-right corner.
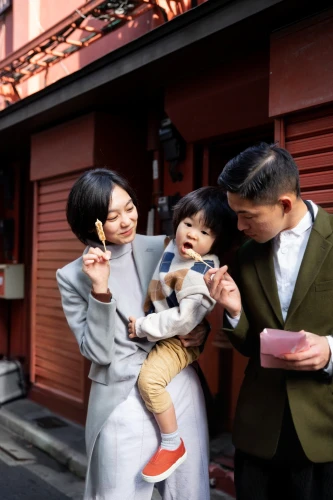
[
  {"x1": 166, "y1": 47, "x2": 272, "y2": 142},
  {"x1": 270, "y1": 9, "x2": 333, "y2": 117},
  {"x1": 30, "y1": 114, "x2": 96, "y2": 181},
  {"x1": 4, "y1": 8, "x2": 13, "y2": 54}
]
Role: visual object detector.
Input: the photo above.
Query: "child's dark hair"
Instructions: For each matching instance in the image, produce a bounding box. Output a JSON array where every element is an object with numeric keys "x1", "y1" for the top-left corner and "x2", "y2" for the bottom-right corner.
[{"x1": 172, "y1": 187, "x2": 238, "y2": 261}]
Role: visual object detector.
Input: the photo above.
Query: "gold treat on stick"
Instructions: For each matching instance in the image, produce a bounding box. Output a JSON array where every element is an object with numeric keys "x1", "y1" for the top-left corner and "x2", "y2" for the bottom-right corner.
[
  {"x1": 184, "y1": 248, "x2": 213, "y2": 268},
  {"x1": 95, "y1": 219, "x2": 107, "y2": 252}
]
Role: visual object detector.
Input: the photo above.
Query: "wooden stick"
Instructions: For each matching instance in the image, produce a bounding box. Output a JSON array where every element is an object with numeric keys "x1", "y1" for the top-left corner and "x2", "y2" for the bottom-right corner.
[{"x1": 184, "y1": 248, "x2": 214, "y2": 268}]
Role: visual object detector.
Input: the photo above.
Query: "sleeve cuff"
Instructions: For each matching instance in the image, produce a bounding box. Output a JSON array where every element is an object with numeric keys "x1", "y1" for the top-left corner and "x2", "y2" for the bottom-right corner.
[
  {"x1": 135, "y1": 316, "x2": 146, "y2": 338},
  {"x1": 225, "y1": 311, "x2": 241, "y2": 329},
  {"x1": 91, "y1": 288, "x2": 112, "y2": 303},
  {"x1": 323, "y1": 336, "x2": 333, "y2": 376},
  {"x1": 326, "y1": 335, "x2": 333, "y2": 358}
]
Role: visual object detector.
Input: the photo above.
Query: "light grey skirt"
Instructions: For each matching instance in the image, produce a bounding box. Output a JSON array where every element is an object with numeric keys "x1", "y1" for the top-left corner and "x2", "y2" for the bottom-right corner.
[{"x1": 85, "y1": 365, "x2": 210, "y2": 500}]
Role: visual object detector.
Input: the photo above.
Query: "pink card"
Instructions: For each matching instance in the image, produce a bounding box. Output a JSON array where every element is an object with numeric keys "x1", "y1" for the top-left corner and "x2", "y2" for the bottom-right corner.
[{"x1": 260, "y1": 328, "x2": 310, "y2": 368}]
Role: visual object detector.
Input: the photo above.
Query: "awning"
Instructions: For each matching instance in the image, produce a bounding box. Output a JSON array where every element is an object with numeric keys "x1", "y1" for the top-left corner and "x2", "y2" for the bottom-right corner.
[
  {"x1": 0, "y1": 0, "x2": 171, "y2": 102},
  {"x1": 0, "y1": 0, "x2": 284, "y2": 140}
]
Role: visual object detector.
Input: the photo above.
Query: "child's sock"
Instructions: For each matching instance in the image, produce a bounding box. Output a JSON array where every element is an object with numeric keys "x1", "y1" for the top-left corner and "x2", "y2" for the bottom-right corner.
[{"x1": 160, "y1": 430, "x2": 181, "y2": 451}]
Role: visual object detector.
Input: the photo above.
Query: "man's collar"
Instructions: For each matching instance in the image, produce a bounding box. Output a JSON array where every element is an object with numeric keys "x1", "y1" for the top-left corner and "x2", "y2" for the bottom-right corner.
[{"x1": 277, "y1": 200, "x2": 318, "y2": 240}]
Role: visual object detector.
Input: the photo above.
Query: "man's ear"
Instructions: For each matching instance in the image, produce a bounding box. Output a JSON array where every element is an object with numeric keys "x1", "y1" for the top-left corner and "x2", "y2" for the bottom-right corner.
[{"x1": 279, "y1": 196, "x2": 293, "y2": 215}]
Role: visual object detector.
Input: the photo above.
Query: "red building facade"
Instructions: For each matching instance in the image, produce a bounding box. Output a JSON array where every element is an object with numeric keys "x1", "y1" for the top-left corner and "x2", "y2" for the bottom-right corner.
[{"x1": 0, "y1": 0, "x2": 333, "y2": 428}]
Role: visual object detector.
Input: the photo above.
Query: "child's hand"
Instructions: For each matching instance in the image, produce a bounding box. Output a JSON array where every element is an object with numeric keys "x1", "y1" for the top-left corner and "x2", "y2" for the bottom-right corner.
[{"x1": 128, "y1": 316, "x2": 138, "y2": 338}]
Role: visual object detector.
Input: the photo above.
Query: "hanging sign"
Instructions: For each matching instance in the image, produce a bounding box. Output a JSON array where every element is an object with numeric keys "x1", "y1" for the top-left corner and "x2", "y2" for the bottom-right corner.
[{"x1": 0, "y1": 0, "x2": 11, "y2": 16}]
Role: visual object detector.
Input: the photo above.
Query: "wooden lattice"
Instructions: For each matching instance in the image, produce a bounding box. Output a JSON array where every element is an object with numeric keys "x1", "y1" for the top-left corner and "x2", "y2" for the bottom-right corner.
[{"x1": 0, "y1": 0, "x2": 186, "y2": 104}]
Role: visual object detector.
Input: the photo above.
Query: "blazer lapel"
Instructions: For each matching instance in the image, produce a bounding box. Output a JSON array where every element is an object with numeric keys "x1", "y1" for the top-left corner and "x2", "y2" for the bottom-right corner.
[
  {"x1": 254, "y1": 241, "x2": 284, "y2": 326},
  {"x1": 286, "y1": 208, "x2": 333, "y2": 323}
]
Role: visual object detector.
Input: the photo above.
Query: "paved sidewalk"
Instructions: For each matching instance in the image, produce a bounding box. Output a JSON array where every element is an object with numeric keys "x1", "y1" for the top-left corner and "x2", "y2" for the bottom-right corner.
[
  {"x1": 0, "y1": 399, "x2": 87, "y2": 478},
  {"x1": 0, "y1": 398, "x2": 235, "y2": 499},
  {"x1": 0, "y1": 422, "x2": 85, "y2": 499}
]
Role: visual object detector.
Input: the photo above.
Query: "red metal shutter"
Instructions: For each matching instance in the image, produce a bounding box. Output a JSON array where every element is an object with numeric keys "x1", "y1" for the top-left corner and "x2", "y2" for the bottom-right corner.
[
  {"x1": 284, "y1": 106, "x2": 333, "y2": 213},
  {"x1": 31, "y1": 173, "x2": 86, "y2": 409}
]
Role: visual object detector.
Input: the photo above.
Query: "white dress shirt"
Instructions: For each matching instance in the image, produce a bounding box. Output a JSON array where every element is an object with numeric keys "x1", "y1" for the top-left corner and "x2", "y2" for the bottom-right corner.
[{"x1": 227, "y1": 201, "x2": 333, "y2": 371}]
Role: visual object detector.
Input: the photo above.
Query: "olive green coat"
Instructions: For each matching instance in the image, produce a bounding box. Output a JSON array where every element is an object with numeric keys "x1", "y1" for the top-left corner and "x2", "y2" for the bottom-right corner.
[{"x1": 223, "y1": 206, "x2": 333, "y2": 462}]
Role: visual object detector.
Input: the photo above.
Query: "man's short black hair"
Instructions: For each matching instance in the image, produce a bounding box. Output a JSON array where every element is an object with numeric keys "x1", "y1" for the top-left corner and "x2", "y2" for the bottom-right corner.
[
  {"x1": 172, "y1": 186, "x2": 238, "y2": 259},
  {"x1": 218, "y1": 142, "x2": 301, "y2": 203},
  {"x1": 67, "y1": 168, "x2": 138, "y2": 244}
]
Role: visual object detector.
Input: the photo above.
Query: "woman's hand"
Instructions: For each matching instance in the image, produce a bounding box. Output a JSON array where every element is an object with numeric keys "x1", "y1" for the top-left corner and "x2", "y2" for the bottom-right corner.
[
  {"x1": 204, "y1": 266, "x2": 242, "y2": 318},
  {"x1": 179, "y1": 323, "x2": 208, "y2": 348},
  {"x1": 128, "y1": 316, "x2": 138, "y2": 338},
  {"x1": 82, "y1": 247, "x2": 111, "y2": 293}
]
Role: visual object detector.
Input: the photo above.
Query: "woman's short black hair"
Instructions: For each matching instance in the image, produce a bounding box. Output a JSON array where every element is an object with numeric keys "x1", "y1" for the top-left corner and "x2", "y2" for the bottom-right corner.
[
  {"x1": 66, "y1": 168, "x2": 138, "y2": 244},
  {"x1": 172, "y1": 187, "x2": 238, "y2": 259},
  {"x1": 218, "y1": 142, "x2": 301, "y2": 204}
]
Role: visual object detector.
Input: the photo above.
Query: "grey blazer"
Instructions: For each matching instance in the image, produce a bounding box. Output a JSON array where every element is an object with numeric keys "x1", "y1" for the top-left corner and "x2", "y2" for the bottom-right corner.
[{"x1": 56, "y1": 234, "x2": 166, "y2": 475}]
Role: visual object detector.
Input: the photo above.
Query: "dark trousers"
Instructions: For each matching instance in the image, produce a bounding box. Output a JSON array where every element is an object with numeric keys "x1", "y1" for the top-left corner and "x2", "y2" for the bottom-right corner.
[{"x1": 234, "y1": 403, "x2": 333, "y2": 500}]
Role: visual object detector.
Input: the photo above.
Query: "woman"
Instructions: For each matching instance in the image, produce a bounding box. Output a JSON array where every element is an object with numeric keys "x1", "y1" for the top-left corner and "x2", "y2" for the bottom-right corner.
[{"x1": 56, "y1": 168, "x2": 211, "y2": 500}]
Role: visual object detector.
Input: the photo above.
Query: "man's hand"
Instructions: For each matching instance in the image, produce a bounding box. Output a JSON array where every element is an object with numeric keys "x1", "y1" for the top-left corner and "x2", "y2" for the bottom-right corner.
[
  {"x1": 277, "y1": 331, "x2": 331, "y2": 371},
  {"x1": 204, "y1": 266, "x2": 242, "y2": 318},
  {"x1": 128, "y1": 316, "x2": 138, "y2": 339},
  {"x1": 179, "y1": 323, "x2": 207, "y2": 348}
]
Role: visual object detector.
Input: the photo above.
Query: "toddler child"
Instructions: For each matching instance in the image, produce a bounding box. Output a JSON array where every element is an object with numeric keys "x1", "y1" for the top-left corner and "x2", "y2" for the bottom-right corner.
[{"x1": 128, "y1": 187, "x2": 236, "y2": 483}]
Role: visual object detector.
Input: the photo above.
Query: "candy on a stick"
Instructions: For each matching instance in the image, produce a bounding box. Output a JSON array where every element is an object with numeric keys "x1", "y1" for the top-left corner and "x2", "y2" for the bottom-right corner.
[
  {"x1": 95, "y1": 219, "x2": 107, "y2": 252},
  {"x1": 184, "y1": 248, "x2": 213, "y2": 268}
]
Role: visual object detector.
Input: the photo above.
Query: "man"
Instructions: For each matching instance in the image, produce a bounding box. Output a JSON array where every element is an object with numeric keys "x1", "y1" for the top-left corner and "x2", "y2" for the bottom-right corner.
[{"x1": 204, "y1": 142, "x2": 333, "y2": 500}]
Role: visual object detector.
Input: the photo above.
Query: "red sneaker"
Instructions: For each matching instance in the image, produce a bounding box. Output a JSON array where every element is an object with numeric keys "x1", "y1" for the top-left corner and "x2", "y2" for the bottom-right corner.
[{"x1": 141, "y1": 439, "x2": 187, "y2": 483}]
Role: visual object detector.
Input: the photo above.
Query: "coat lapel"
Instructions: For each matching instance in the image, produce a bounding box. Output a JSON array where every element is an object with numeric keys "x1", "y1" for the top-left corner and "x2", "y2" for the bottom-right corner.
[
  {"x1": 254, "y1": 241, "x2": 284, "y2": 326},
  {"x1": 285, "y1": 208, "x2": 333, "y2": 324}
]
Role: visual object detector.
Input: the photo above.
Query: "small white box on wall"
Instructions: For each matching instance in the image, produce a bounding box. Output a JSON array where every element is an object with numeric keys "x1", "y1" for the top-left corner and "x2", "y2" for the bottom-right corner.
[
  {"x1": 0, "y1": 264, "x2": 24, "y2": 299},
  {"x1": 0, "y1": 360, "x2": 26, "y2": 403}
]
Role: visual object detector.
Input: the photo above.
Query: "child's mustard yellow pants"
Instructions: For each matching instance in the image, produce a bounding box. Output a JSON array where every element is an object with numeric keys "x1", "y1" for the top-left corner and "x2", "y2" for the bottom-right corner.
[{"x1": 138, "y1": 337, "x2": 200, "y2": 414}]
